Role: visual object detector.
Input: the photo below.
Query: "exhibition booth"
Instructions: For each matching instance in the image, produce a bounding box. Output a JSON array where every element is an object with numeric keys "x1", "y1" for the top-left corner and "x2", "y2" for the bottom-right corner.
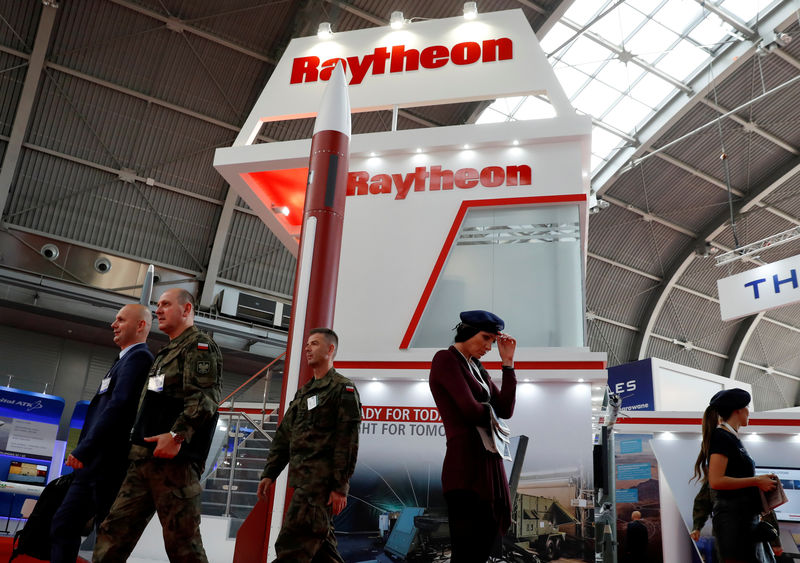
[{"x1": 4, "y1": 7, "x2": 799, "y2": 563}]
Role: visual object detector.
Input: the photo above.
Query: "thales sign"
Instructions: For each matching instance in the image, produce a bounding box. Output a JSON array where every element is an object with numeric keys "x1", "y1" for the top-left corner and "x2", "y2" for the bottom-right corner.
[{"x1": 717, "y1": 253, "x2": 800, "y2": 320}]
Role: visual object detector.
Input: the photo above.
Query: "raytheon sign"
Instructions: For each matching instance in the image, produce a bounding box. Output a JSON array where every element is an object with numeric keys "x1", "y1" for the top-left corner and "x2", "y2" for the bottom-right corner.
[
  {"x1": 233, "y1": 9, "x2": 573, "y2": 145},
  {"x1": 290, "y1": 38, "x2": 513, "y2": 85}
]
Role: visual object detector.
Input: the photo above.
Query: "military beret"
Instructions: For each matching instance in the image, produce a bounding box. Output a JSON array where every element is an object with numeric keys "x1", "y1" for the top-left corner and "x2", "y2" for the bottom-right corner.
[
  {"x1": 459, "y1": 310, "x2": 504, "y2": 334},
  {"x1": 709, "y1": 388, "x2": 751, "y2": 410}
]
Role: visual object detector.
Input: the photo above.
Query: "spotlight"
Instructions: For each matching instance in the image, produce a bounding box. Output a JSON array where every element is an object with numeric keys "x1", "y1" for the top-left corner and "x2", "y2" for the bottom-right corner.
[
  {"x1": 271, "y1": 205, "x2": 290, "y2": 216},
  {"x1": 390, "y1": 11, "x2": 405, "y2": 29},
  {"x1": 317, "y1": 22, "x2": 332, "y2": 39},
  {"x1": 463, "y1": 2, "x2": 478, "y2": 20},
  {"x1": 40, "y1": 243, "x2": 59, "y2": 261},
  {"x1": 94, "y1": 257, "x2": 112, "y2": 274}
]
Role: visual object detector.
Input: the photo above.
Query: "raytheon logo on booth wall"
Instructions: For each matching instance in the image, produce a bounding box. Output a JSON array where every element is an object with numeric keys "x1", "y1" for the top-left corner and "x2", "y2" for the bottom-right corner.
[
  {"x1": 347, "y1": 164, "x2": 532, "y2": 200},
  {"x1": 291, "y1": 38, "x2": 513, "y2": 85}
]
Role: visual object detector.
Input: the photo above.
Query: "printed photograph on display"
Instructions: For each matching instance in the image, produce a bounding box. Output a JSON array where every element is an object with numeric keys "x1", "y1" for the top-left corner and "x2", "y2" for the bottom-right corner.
[
  {"x1": 615, "y1": 434, "x2": 662, "y2": 563},
  {"x1": 335, "y1": 380, "x2": 595, "y2": 562}
]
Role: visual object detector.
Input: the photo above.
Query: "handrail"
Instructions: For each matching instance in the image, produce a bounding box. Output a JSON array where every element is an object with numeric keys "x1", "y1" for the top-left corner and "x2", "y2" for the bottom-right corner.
[{"x1": 219, "y1": 352, "x2": 285, "y2": 406}]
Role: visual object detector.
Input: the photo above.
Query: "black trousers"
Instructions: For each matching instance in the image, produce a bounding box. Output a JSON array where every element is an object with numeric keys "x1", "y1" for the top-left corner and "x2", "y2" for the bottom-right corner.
[{"x1": 445, "y1": 489, "x2": 500, "y2": 563}]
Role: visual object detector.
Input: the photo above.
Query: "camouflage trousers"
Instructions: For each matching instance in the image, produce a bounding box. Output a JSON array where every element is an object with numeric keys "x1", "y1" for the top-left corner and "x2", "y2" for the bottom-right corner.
[
  {"x1": 273, "y1": 489, "x2": 344, "y2": 562},
  {"x1": 93, "y1": 454, "x2": 207, "y2": 563}
]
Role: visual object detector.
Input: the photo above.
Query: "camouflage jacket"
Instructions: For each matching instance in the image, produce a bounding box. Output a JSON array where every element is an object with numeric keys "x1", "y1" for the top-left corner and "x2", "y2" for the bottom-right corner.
[
  {"x1": 130, "y1": 325, "x2": 222, "y2": 464},
  {"x1": 262, "y1": 369, "x2": 361, "y2": 495}
]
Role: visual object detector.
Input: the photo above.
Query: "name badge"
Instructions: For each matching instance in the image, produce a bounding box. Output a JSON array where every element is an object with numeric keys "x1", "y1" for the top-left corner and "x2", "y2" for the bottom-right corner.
[
  {"x1": 307, "y1": 396, "x2": 318, "y2": 410},
  {"x1": 98, "y1": 377, "x2": 111, "y2": 394},
  {"x1": 148, "y1": 372, "x2": 165, "y2": 392}
]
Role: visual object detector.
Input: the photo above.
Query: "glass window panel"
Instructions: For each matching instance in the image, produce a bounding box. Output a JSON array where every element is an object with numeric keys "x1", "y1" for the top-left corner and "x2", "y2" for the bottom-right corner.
[
  {"x1": 553, "y1": 64, "x2": 592, "y2": 98},
  {"x1": 654, "y1": 0, "x2": 704, "y2": 35},
  {"x1": 475, "y1": 108, "x2": 509, "y2": 125},
  {"x1": 590, "y1": 4, "x2": 647, "y2": 46},
  {"x1": 720, "y1": 0, "x2": 765, "y2": 23},
  {"x1": 559, "y1": 35, "x2": 610, "y2": 75},
  {"x1": 513, "y1": 96, "x2": 557, "y2": 120},
  {"x1": 688, "y1": 13, "x2": 729, "y2": 49},
  {"x1": 563, "y1": 0, "x2": 606, "y2": 26},
  {"x1": 539, "y1": 21, "x2": 578, "y2": 56},
  {"x1": 626, "y1": 0, "x2": 663, "y2": 16},
  {"x1": 629, "y1": 72, "x2": 677, "y2": 107},
  {"x1": 490, "y1": 96, "x2": 525, "y2": 116},
  {"x1": 592, "y1": 126, "x2": 626, "y2": 158},
  {"x1": 573, "y1": 80, "x2": 622, "y2": 117},
  {"x1": 597, "y1": 59, "x2": 645, "y2": 93},
  {"x1": 411, "y1": 205, "x2": 584, "y2": 348},
  {"x1": 626, "y1": 19, "x2": 681, "y2": 63},
  {"x1": 602, "y1": 96, "x2": 653, "y2": 132},
  {"x1": 655, "y1": 39, "x2": 710, "y2": 80}
]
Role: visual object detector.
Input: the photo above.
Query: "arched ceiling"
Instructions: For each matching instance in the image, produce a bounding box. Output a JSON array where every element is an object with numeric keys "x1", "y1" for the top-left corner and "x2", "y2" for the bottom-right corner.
[{"x1": 0, "y1": 0, "x2": 799, "y2": 410}]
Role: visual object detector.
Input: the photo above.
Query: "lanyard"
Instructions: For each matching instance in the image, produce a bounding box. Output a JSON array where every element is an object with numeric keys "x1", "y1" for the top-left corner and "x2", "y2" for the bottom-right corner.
[{"x1": 456, "y1": 349, "x2": 490, "y2": 400}]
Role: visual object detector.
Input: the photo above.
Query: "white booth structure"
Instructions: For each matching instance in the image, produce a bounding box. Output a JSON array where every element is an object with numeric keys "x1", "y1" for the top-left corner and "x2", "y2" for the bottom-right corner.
[{"x1": 215, "y1": 9, "x2": 606, "y2": 562}]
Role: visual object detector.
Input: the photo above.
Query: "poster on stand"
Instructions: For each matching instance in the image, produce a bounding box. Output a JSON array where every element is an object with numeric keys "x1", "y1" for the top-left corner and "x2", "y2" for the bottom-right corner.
[{"x1": 336, "y1": 378, "x2": 595, "y2": 562}]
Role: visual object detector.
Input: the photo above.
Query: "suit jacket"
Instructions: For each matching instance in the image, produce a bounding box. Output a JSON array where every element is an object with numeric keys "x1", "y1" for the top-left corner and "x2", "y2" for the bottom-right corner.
[
  {"x1": 71, "y1": 342, "x2": 154, "y2": 480},
  {"x1": 429, "y1": 346, "x2": 516, "y2": 531}
]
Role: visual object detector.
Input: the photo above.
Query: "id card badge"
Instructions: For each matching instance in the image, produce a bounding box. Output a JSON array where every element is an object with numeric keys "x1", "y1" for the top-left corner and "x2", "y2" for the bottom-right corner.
[
  {"x1": 98, "y1": 376, "x2": 111, "y2": 394},
  {"x1": 307, "y1": 395, "x2": 318, "y2": 410},
  {"x1": 148, "y1": 371, "x2": 165, "y2": 392}
]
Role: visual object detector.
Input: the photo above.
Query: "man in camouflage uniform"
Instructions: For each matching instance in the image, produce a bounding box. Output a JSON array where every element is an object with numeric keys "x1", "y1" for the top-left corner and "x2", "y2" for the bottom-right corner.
[
  {"x1": 93, "y1": 288, "x2": 222, "y2": 563},
  {"x1": 257, "y1": 328, "x2": 361, "y2": 562}
]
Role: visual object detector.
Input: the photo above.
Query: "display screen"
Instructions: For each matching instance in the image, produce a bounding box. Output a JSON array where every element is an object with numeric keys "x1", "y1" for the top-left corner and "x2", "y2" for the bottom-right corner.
[
  {"x1": 755, "y1": 466, "x2": 800, "y2": 522},
  {"x1": 6, "y1": 461, "x2": 48, "y2": 485}
]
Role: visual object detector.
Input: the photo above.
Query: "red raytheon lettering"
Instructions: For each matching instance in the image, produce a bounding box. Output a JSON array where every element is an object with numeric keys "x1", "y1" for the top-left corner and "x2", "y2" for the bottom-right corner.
[
  {"x1": 290, "y1": 38, "x2": 513, "y2": 85},
  {"x1": 347, "y1": 164, "x2": 532, "y2": 200}
]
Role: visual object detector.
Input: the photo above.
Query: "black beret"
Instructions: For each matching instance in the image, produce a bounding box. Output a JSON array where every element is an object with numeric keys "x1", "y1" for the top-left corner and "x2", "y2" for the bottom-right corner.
[
  {"x1": 459, "y1": 310, "x2": 504, "y2": 334},
  {"x1": 709, "y1": 388, "x2": 751, "y2": 410}
]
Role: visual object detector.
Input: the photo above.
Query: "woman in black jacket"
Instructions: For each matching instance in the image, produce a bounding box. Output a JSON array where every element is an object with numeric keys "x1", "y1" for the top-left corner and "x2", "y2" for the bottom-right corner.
[{"x1": 693, "y1": 389, "x2": 777, "y2": 563}]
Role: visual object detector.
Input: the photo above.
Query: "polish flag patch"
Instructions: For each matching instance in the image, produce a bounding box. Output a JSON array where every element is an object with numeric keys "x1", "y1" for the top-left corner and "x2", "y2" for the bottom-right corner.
[
  {"x1": 345, "y1": 385, "x2": 355, "y2": 393},
  {"x1": 197, "y1": 343, "x2": 209, "y2": 351}
]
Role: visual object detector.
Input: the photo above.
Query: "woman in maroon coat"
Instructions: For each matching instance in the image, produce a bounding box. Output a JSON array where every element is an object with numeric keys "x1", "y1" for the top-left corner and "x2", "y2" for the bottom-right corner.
[{"x1": 429, "y1": 310, "x2": 517, "y2": 562}]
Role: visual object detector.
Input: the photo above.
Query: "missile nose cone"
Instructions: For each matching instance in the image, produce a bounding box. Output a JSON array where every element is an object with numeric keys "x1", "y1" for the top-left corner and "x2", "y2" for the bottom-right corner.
[{"x1": 312, "y1": 62, "x2": 351, "y2": 137}]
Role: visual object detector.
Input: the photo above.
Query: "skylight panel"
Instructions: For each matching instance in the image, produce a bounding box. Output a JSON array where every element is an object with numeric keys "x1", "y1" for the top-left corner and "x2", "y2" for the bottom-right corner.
[
  {"x1": 602, "y1": 96, "x2": 653, "y2": 132},
  {"x1": 539, "y1": 21, "x2": 579, "y2": 57},
  {"x1": 559, "y1": 35, "x2": 612, "y2": 75},
  {"x1": 687, "y1": 13, "x2": 730, "y2": 49},
  {"x1": 653, "y1": 0, "x2": 704, "y2": 35},
  {"x1": 573, "y1": 80, "x2": 622, "y2": 117},
  {"x1": 589, "y1": 4, "x2": 647, "y2": 46},
  {"x1": 490, "y1": 96, "x2": 525, "y2": 116},
  {"x1": 562, "y1": 0, "x2": 605, "y2": 27},
  {"x1": 655, "y1": 39, "x2": 710, "y2": 80},
  {"x1": 592, "y1": 126, "x2": 628, "y2": 156},
  {"x1": 625, "y1": 0, "x2": 663, "y2": 17},
  {"x1": 553, "y1": 63, "x2": 592, "y2": 98},
  {"x1": 597, "y1": 59, "x2": 645, "y2": 94},
  {"x1": 475, "y1": 108, "x2": 509, "y2": 125},
  {"x1": 720, "y1": 0, "x2": 767, "y2": 23},
  {"x1": 626, "y1": 19, "x2": 682, "y2": 64},
  {"x1": 629, "y1": 72, "x2": 677, "y2": 107},
  {"x1": 514, "y1": 97, "x2": 557, "y2": 120}
]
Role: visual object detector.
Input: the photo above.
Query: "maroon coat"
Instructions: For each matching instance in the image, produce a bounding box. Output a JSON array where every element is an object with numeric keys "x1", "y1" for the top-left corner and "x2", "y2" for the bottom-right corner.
[{"x1": 429, "y1": 346, "x2": 517, "y2": 532}]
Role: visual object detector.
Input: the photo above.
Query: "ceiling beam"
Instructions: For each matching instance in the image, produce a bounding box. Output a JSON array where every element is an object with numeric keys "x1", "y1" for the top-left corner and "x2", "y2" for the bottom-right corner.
[
  {"x1": 700, "y1": 98, "x2": 799, "y2": 156},
  {"x1": 0, "y1": 3, "x2": 57, "y2": 224},
  {"x1": 633, "y1": 155, "x2": 800, "y2": 361},
  {"x1": 107, "y1": 0, "x2": 275, "y2": 64}
]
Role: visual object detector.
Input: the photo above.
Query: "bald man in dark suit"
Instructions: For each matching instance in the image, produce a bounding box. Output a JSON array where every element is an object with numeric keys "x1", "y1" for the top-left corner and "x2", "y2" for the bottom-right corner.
[{"x1": 50, "y1": 304, "x2": 154, "y2": 563}]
